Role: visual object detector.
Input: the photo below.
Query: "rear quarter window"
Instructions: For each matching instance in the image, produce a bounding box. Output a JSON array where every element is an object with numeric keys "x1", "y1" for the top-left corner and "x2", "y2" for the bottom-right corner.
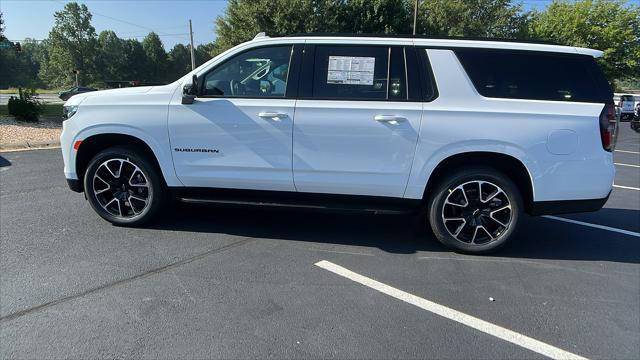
[{"x1": 455, "y1": 49, "x2": 612, "y2": 103}]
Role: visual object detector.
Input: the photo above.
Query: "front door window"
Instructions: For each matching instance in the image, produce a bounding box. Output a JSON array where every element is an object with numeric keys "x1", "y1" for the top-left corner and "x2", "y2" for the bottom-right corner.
[{"x1": 202, "y1": 46, "x2": 292, "y2": 97}]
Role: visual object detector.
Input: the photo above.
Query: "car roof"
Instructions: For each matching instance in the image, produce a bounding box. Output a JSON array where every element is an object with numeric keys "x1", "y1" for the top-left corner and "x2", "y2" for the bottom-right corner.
[{"x1": 252, "y1": 33, "x2": 603, "y2": 58}]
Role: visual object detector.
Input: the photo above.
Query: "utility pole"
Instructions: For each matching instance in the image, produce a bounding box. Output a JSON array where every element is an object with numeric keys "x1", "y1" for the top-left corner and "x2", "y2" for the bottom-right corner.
[
  {"x1": 189, "y1": 19, "x2": 196, "y2": 71},
  {"x1": 412, "y1": 0, "x2": 419, "y2": 35}
]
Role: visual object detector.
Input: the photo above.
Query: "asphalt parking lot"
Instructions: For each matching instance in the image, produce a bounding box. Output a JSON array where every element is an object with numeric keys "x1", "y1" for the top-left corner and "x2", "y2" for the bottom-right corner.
[{"x1": 1, "y1": 126, "x2": 638, "y2": 359}]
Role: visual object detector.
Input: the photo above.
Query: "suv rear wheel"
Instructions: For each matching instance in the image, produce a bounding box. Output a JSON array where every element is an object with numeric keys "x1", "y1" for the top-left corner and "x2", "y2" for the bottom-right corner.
[
  {"x1": 427, "y1": 167, "x2": 522, "y2": 254},
  {"x1": 84, "y1": 146, "x2": 164, "y2": 226}
]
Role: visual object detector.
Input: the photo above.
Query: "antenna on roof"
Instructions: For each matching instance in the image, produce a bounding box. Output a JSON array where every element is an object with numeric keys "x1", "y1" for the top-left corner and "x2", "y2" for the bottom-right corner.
[{"x1": 254, "y1": 32, "x2": 268, "y2": 40}]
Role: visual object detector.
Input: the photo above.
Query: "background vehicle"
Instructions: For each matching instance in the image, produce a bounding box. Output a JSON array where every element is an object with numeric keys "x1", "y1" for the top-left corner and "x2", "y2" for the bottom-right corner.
[
  {"x1": 631, "y1": 103, "x2": 640, "y2": 133},
  {"x1": 59, "y1": 34, "x2": 616, "y2": 254},
  {"x1": 58, "y1": 86, "x2": 97, "y2": 101},
  {"x1": 618, "y1": 94, "x2": 636, "y2": 121}
]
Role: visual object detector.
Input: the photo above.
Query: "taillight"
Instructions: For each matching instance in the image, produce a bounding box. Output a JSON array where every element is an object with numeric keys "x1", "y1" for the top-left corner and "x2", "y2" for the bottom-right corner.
[{"x1": 599, "y1": 104, "x2": 616, "y2": 152}]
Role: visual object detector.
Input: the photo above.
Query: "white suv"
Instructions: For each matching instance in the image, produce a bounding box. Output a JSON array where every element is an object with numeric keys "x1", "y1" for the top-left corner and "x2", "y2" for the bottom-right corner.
[{"x1": 60, "y1": 33, "x2": 616, "y2": 253}]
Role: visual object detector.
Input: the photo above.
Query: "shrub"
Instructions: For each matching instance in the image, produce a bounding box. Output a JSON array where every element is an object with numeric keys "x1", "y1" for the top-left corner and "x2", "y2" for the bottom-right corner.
[{"x1": 7, "y1": 88, "x2": 41, "y2": 122}]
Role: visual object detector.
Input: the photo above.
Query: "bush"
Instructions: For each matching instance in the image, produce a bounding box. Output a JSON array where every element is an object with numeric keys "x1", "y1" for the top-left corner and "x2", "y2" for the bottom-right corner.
[{"x1": 7, "y1": 88, "x2": 41, "y2": 122}]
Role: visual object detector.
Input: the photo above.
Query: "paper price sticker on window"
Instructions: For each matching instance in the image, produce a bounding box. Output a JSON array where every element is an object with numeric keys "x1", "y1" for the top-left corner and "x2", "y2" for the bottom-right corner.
[{"x1": 327, "y1": 56, "x2": 375, "y2": 85}]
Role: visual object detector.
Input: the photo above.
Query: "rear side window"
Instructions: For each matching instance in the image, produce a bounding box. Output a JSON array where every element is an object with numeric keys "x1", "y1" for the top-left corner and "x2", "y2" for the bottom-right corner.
[
  {"x1": 455, "y1": 49, "x2": 612, "y2": 103},
  {"x1": 311, "y1": 46, "x2": 406, "y2": 100}
]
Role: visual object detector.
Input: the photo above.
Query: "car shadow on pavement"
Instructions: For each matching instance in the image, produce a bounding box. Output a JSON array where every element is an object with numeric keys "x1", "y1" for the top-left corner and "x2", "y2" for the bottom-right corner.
[
  {"x1": 0, "y1": 155, "x2": 11, "y2": 167},
  {"x1": 146, "y1": 202, "x2": 640, "y2": 264}
]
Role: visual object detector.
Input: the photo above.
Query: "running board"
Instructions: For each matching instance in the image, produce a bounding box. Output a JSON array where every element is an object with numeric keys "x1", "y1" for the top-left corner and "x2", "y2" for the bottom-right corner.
[{"x1": 171, "y1": 187, "x2": 422, "y2": 215}]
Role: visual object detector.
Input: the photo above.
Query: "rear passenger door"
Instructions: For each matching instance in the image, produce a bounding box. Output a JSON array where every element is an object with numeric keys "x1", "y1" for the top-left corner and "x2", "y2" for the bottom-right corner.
[{"x1": 293, "y1": 45, "x2": 423, "y2": 198}]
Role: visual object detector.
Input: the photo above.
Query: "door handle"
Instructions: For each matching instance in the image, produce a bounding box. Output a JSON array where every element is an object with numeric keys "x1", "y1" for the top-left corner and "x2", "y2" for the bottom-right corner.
[
  {"x1": 374, "y1": 115, "x2": 406, "y2": 123},
  {"x1": 258, "y1": 112, "x2": 288, "y2": 120}
]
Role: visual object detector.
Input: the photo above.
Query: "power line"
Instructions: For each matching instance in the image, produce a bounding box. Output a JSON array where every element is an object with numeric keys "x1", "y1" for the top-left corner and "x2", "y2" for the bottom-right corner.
[{"x1": 47, "y1": 0, "x2": 176, "y2": 37}]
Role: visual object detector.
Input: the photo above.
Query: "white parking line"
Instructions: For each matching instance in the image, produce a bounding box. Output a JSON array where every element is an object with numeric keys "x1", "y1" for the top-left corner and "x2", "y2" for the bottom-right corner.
[
  {"x1": 614, "y1": 162, "x2": 640, "y2": 168},
  {"x1": 613, "y1": 184, "x2": 640, "y2": 191},
  {"x1": 315, "y1": 260, "x2": 588, "y2": 360},
  {"x1": 615, "y1": 149, "x2": 640, "y2": 155},
  {"x1": 543, "y1": 216, "x2": 640, "y2": 238}
]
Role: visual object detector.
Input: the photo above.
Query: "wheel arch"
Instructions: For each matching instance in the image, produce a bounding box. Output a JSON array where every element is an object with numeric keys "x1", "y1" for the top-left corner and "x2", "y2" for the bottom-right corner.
[
  {"x1": 75, "y1": 133, "x2": 166, "y2": 192},
  {"x1": 422, "y1": 151, "x2": 535, "y2": 213}
]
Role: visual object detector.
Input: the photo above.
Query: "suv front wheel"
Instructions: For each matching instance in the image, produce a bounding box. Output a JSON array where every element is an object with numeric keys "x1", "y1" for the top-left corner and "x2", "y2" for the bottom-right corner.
[
  {"x1": 427, "y1": 167, "x2": 522, "y2": 254},
  {"x1": 84, "y1": 146, "x2": 165, "y2": 226}
]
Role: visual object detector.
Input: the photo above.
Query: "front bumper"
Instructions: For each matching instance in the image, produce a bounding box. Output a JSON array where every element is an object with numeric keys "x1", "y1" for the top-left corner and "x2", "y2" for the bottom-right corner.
[
  {"x1": 528, "y1": 191, "x2": 610, "y2": 216},
  {"x1": 67, "y1": 178, "x2": 83, "y2": 192}
]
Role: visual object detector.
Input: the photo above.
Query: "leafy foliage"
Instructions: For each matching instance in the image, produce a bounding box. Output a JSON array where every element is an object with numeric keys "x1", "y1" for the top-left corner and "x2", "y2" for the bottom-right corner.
[
  {"x1": 142, "y1": 32, "x2": 168, "y2": 82},
  {"x1": 97, "y1": 30, "x2": 128, "y2": 82},
  {"x1": 530, "y1": 0, "x2": 640, "y2": 81},
  {"x1": 417, "y1": 0, "x2": 531, "y2": 38},
  {"x1": 211, "y1": 0, "x2": 410, "y2": 56},
  {"x1": 7, "y1": 88, "x2": 42, "y2": 122},
  {"x1": 40, "y1": 3, "x2": 99, "y2": 87},
  {"x1": 1, "y1": 0, "x2": 638, "y2": 89},
  {"x1": 0, "y1": 11, "x2": 5, "y2": 41}
]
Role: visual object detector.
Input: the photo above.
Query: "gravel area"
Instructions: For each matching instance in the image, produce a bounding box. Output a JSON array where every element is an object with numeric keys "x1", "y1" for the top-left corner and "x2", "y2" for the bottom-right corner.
[{"x1": 0, "y1": 116, "x2": 62, "y2": 147}]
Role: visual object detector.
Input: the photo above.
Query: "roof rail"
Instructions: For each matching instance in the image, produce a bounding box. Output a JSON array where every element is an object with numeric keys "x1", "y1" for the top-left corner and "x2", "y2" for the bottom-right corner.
[
  {"x1": 283, "y1": 32, "x2": 560, "y2": 46},
  {"x1": 253, "y1": 32, "x2": 269, "y2": 40}
]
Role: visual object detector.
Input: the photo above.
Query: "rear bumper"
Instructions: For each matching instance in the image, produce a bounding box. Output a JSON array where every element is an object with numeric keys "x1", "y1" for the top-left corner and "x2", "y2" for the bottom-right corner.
[
  {"x1": 528, "y1": 191, "x2": 610, "y2": 216},
  {"x1": 67, "y1": 178, "x2": 83, "y2": 193}
]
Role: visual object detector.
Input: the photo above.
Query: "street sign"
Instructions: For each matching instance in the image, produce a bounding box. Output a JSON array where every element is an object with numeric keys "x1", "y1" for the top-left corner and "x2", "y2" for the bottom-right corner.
[{"x1": 0, "y1": 41, "x2": 13, "y2": 49}]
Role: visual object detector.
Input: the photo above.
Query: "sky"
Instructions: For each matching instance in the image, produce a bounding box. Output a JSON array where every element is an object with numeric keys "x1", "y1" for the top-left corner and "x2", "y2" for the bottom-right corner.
[
  {"x1": 1, "y1": 0, "x2": 631, "y2": 49},
  {"x1": 0, "y1": 0, "x2": 229, "y2": 49}
]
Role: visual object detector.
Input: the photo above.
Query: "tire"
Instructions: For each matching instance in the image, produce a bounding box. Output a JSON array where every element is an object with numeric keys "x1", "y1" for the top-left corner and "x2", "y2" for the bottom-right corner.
[
  {"x1": 84, "y1": 146, "x2": 165, "y2": 226},
  {"x1": 427, "y1": 166, "x2": 523, "y2": 254}
]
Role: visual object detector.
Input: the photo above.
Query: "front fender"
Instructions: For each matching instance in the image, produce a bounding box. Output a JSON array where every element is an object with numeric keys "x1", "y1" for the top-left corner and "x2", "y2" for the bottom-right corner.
[{"x1": 62, "y1": 123, "x2": 182, "y2": 187}]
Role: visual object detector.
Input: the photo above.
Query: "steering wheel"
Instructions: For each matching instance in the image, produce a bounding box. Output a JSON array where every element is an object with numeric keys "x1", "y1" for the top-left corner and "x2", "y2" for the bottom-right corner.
[{"x1": 230, "y1": 80, "x2": 239, "y2": 96}]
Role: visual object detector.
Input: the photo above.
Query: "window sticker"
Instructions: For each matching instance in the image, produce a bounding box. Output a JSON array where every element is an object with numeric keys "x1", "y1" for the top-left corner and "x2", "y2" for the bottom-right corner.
[{"x1": 327, "y1": 56, "x2": 376, "y2": 85}]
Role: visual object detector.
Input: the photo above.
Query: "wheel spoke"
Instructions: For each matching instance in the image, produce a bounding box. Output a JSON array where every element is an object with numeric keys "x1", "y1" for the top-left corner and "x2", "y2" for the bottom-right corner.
[
  {"x1": 487, "y1": 214, "x2": 508, "y2": 227},
  {"x1": 445, "y1": 186, "x2": 469, "y2": 207},
  {"x1": 94, "y1": 174, "x2": 109, "y2": 187},
  {"x1": 441, "y1": 180, "x2": 512, "y2": 245},
  {"x1": 128, "y1": 168, "x2": 148, "y2": 187},
  {"x1": 481, "y1": 186, "x2": 502, "y2": 203},
  {"x1": 93, "y1": 157, "x2": 152, "y2": 219},
  {"x1": 94, "y1": 186, "x2": 110, "y2": 195},
  {"x1": 102, "y1": 159, "x2": 122, "y2": 179},
  {"x1": 116, "y1": 159, "x2": 123, "y2": 178},
  {"x1": 444, "y1": 217, "x2": 467, "y2": 238},
  {"x1": 490, "y1": 205, "x2": 511, "y2": 215}
]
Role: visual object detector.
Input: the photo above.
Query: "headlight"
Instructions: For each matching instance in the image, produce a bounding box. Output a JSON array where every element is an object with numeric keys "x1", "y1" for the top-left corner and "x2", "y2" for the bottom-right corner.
[{"x1": 62, "y1": 105, "x2": 78, "y2": 120}]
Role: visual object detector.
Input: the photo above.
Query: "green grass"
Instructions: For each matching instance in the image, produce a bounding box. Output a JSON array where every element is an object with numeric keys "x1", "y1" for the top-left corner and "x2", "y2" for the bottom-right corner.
[
  {"x1": 0, "y1": 88, "x2": 61, "y2": 95},
  {"x1": 0, "y1": 104, "x2": 63, "y2": 118}
]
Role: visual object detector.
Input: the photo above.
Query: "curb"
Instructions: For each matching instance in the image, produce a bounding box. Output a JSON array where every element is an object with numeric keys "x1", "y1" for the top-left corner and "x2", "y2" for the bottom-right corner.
[{"x1": 0, "y1": 140, "x2": 61, "y2": 152}]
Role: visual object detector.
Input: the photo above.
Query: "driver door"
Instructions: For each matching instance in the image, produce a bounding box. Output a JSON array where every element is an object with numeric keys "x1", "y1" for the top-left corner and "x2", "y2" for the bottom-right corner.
[{"x1": 168, "y1": 44, "x2": 301, "y2": 192}]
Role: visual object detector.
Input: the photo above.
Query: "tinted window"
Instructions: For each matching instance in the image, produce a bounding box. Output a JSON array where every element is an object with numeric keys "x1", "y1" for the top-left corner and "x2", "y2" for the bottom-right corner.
[
  {"x1": 456, "y1": 49, "x2": 612, "y2": 103},
  {"x1": 202, "y1": 46, "x2": 292, "y2": 97},
  {"x1": 312, "y1": 46, "x2": 403, "y2": 100}
]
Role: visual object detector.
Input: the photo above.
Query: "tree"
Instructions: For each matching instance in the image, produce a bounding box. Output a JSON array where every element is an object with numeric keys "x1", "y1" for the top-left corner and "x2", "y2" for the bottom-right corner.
[
  {"x1": 211, "y1": 0, "x2": 345, "y2": 56},
  {"x1": 167, "y1": 43, "x2": 191, "y2": 81},
  {"x1": 40, "y1": 2, "x2": 99, "y2": 87},
  {"x1": 122, "y1": 39, "x2": 147, "y2": 81},
  {"x1": 340, "y1": 0, "x2": 410, "y2": 34},
  {"x1": 195, "y1": 43, "x2": 214, "y2": 66},
  {"x1": 417, "y1": 0, "x2": 530, "y2": 38},
  {"x1": 530, "y1": 0, "x2": 640, "y2": 82},
  {"x1": 141, "y1": 32, "x2": 168, "y2": 82},
  {"x1": 98, "y1": 30, "x2": 127, "y2": 82},
  {"x1": 0, "y1": 11, "x2": 5, "y2": 41}
]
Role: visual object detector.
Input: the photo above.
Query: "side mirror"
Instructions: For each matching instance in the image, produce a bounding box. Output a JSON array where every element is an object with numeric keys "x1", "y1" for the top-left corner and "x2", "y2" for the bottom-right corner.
[{"x1": 182, "y1": 74, "x2": 199, "y2": 105}]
